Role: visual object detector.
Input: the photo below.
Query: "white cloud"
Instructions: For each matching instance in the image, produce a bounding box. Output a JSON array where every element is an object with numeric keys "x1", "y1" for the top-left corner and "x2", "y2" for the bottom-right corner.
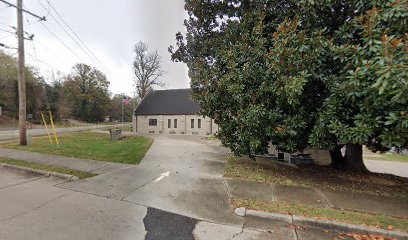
[{"x1": 0, "y1": 0, "x2": 189, "y2": 96}]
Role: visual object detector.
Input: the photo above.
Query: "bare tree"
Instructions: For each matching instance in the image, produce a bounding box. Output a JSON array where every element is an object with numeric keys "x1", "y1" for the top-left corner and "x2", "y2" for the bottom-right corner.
[{"x1": 133, "y1": 41, "x2": 166, "y2": 99}]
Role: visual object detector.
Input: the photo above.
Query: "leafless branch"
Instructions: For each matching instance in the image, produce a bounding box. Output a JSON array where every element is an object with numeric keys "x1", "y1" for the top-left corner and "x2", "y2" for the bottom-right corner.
[{"x1": 133, "y1": 41, "x2": 166, "y2": 99}]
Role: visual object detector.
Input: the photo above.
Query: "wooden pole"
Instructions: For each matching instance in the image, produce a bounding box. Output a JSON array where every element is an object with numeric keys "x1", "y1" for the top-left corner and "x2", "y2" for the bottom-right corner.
[
  {"x1": 17, "y1": 0, "x2": 27, "y2": 145},
  {"x1": 1, "y1": 1, "x2": 44, "y2": 145}
]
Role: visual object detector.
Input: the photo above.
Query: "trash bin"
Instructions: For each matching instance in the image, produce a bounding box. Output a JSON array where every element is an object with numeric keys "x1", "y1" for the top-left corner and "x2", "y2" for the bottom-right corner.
[{"x1": 278, "y1": 152, "x2": 284, "y2": 161}]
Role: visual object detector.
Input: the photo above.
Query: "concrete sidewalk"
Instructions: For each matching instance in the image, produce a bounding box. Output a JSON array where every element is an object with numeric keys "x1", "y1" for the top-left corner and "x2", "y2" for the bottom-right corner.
[
  {"x1": 0, "y1": 148, "x2": 130, "y2": 175},
  {"x1": 225, "y1": 178, "x2": 408, "y2": 218}
]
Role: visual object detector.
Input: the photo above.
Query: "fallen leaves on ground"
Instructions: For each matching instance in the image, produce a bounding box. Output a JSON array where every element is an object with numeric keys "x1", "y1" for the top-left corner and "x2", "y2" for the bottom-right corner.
[
  {"x1": 336, "y1": 233, "x2": 397, "y2": 240},
  {"x1": 225, "y1": 156, "x2": 408, "y2": 198}
]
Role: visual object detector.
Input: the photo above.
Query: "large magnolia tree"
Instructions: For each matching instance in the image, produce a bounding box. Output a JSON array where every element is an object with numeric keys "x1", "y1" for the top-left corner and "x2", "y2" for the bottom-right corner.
[{"x1": 170, "y1": 0, "x2": 407, "y2": 172}]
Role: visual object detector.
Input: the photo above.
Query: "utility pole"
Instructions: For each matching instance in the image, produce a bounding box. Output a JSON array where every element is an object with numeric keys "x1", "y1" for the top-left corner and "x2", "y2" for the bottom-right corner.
[
  {"x1": 0, "y1": 0, "x2": 46, "y2": 21},
  {"x1": 0, "y1": 0, "x2": 45, "y2": 145},
  {"x1": 17, "y1": 0, "x2": 27, "y2": 145}
]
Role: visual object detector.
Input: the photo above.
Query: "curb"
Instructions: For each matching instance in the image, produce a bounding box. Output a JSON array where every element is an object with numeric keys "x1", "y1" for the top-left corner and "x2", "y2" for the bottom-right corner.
[
  {"x1": 0, "y1": 163, "x2": 79, "y2": 181},
  {"x1": 237, "y1": 208, "x2": 408, "y2": 239},
  {"x1": 246, "y1": 209, "x2": 293, "y2": 224}
]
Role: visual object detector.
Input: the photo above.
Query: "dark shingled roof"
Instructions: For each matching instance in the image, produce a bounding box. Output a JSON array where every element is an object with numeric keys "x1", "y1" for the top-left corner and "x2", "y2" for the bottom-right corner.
[{"x1": 134, "y1": 89, "x2": 200, "y2": 115}]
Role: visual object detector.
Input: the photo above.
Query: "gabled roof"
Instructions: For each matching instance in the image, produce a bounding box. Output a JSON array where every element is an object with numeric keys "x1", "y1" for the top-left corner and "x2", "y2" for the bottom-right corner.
[{"x1": 134, "y1": 89, "x2": 200, "y2": 115}]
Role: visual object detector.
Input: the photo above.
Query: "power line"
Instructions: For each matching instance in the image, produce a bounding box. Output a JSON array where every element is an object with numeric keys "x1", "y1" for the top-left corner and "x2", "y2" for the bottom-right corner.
[
  {"x1": 34, "y1": 38, "x2": 68, "y2": 65},
  {"x1": 26, "y1": 18, "x2": 43, "y2": 26},
  {"x1": 25, "y1": 51, "x2": 60, "y2": 72},
  {"x1": 39, "y1": 21, "x2": 84, "y2": 62},
  {"x1": 0, "y1": 20, "x2": 11, "y2": 27},
  {"x1": 36, "y1": 0, "x2": 103, "y2": 70},
  {"x1": 0, "y1": 28, "x2": 15, "y2": 34},
  {"x1": 8, "y1": 25, "x2": 33, "y2": 40},
  {"x1": 25, "y1": 16, "x2": 40, "y2": 70},
  {"x1": 37, "y1": 0, "x2": 111, "y2": 73},
  {"x1": 0, "y1": 42, "x2": 17, "y2": 49},
  {"x1": 0, "y1": 34, "x2": 14, "y2": 40},
  {"x1": 0, "y1": 0, "x2": 46, "y2": 21},
  {"x1": 37, "y1": 0, "x2": 51, "y2": 19},
  {"x1": 45, "y1": 0, "x2": 110, "y2": 72}
]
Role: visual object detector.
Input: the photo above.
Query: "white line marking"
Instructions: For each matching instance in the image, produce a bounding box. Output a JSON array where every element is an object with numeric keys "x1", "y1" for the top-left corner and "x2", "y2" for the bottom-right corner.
[{"x1": 154, "y1": 171, "x2": 170, "y2": 183}]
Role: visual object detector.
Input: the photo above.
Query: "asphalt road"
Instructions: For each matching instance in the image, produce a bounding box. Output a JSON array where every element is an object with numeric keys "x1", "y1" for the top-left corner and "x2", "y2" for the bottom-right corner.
[
  {"x1": 0, "y1": 162, "x2": 290, "y2": 239},
  {"x1": 0, "y1": 135, "x2": 361, "y2": 239},
  {"x1": 0, "y1": 124, "x2": 126, "y2": 141}
]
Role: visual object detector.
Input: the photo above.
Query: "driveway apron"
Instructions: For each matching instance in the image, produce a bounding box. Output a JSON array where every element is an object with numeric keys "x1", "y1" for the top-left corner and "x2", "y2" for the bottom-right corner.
[{"x1": 59, "y1": 135, "x2": 242, "y2": 226}]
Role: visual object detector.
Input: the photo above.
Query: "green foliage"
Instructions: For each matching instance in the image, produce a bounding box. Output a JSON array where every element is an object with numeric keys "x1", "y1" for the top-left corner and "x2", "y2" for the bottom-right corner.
[
  {"x1": 310, "y1": 0, "x2": 408, "y2": 150},
  {"x1": 0, "y1": 51, "x2": 46, "y2": 118},
  {"x1": 43, "y1": 73, "x2": 64, "y2": 120},
  {"x1": 108, "y1": 94, "x2": 136, "y2": 122},
  {"x1": 0, "y1": 51, "x2": 116, "y2": 124},
  {"x1": 63, "y1": 63, "x2": 111, "y2": 122},
  {"x1": 0, "y1": 51, "x2": 17, "y2": 114},
  {"x1": 171, "y1": 0, "x2": 407, "y2": 158}
]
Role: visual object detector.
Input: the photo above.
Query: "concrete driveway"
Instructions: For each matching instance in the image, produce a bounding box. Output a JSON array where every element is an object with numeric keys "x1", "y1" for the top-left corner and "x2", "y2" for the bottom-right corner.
[
  {"x1": 59, "y1": 135, "x2": 242, "y2": 225},
  {"x1": 365, "y1": 159, "x2": 408, "y2": 178},
  {"x1": 0, "y1": 135, "x2": 350, "y2": 239}
]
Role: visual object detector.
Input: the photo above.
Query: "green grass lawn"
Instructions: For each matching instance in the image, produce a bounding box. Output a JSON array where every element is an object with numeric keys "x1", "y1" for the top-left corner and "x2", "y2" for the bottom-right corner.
[
  {"x1": 2, "y1": 132, "x2": 153, "y2": 164},
  {"x1": 232, "y1": 199, "x2": 408, "y2": 232},
  {"x1": 364, "y1": 152, "x2": 408, "y2": 162},
  {"x1": 225, "y1": 156, "x2": 408, "y2": 198},
  {"x1": 0, "y1": 158, "x2": 96, "y2": 179}
]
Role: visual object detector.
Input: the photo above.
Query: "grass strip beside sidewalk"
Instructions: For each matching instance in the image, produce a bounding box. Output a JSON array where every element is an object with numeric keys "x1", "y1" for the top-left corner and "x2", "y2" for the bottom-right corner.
[
  {"x1": 0, "y1": 158, "x2": 97, "y2": 179},
  {"x1": 225, "y1": 156, "x2": 408, "y2": 198},
  {"x1": 232, "y1": 199, "x2": 408, "y2": 232},
  {"x1": 2, "y1": 132, "x2": 153, "y2": 164}
]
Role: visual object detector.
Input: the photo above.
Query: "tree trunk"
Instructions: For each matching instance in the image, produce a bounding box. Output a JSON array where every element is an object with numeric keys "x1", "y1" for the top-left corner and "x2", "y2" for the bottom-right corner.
[
  {"x1": 329, "y1": 145, "x2": 347, "y2": 170},
  {"x1": 329, "y1": 144, "x2": 369, "y2": 173},
  {"x1": 344, "y1": 144, "x2": 369, "y2": 173}
]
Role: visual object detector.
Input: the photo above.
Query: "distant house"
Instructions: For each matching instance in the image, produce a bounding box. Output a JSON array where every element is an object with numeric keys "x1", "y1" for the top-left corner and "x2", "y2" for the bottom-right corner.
[{"x1": 133, "y1": 89, "x2": 218, "y2": 135}]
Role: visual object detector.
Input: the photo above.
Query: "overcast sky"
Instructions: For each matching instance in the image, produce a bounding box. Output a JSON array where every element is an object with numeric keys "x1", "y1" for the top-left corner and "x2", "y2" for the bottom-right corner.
[{"x1": 0, "y1": 0, "x2": 189, "y2": 96}]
